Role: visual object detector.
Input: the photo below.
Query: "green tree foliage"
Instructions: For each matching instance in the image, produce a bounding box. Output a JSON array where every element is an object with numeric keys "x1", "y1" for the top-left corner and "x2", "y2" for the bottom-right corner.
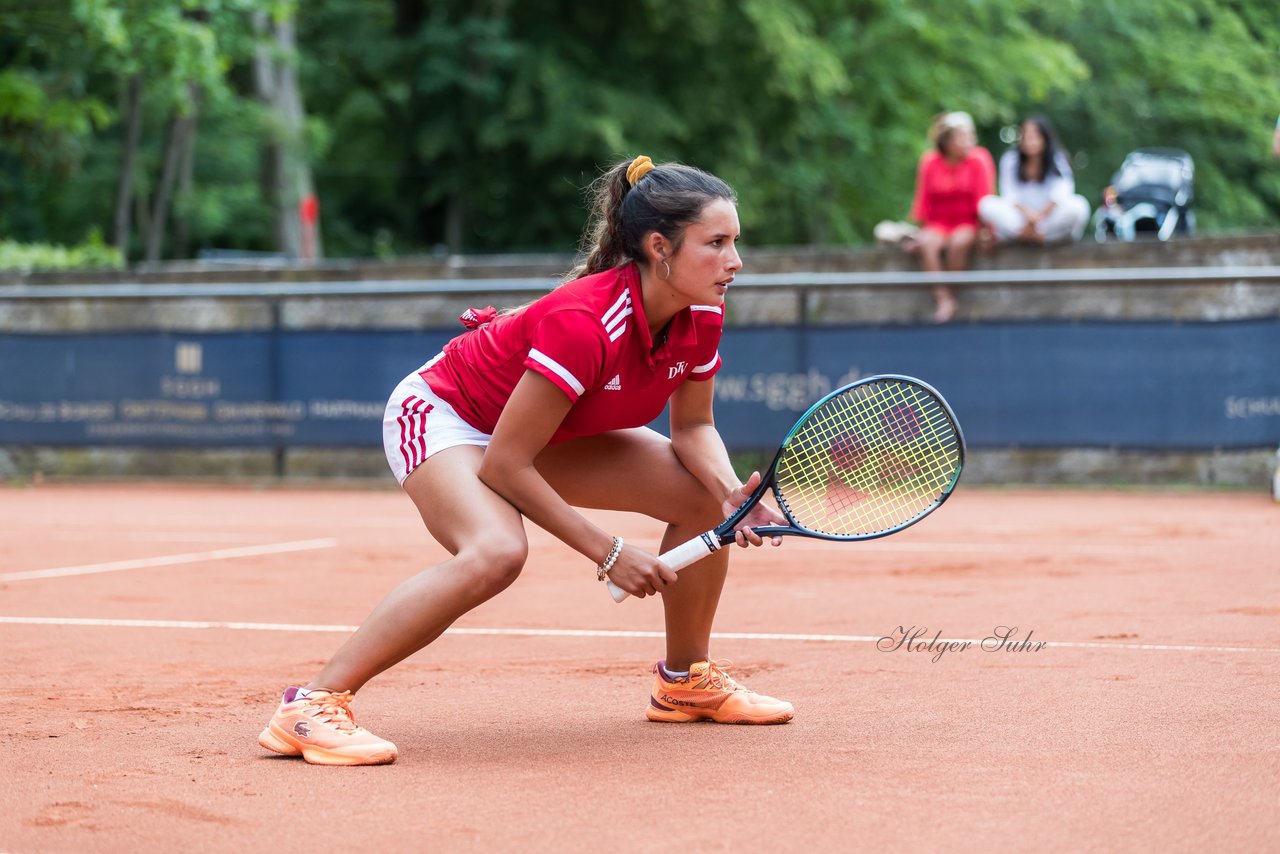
[
  {"x1": 0, "y1": 0, "x2": 281, "y2": 259},
  {"x1": 0, "y1": 231, "x2": 122, "y2": 272},
  {"x1": 300, "y1": 0, "x2": 1086, "y2": 253},
  {"x1": 1, "y1": 0, "x2": 1277, "y2": 261},
  {"x1": 1030, "y1": 0, "x2": 1280, "y2": 230},
  {"x1": 0, "y1": 2, "x2": 112, "y2": 240}
]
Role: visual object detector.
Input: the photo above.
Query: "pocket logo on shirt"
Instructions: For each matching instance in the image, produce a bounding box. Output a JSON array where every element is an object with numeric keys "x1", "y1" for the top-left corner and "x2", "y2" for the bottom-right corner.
[{"x1": 668, "y1": 361, "x2": 689, "y2": 380}]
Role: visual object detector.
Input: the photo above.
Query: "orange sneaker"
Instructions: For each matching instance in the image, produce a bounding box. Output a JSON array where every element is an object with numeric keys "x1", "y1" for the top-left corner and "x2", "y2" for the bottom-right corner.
[
  {"x1": 645, "y1": 659, "x2": 794, "y2": 725},
  {"x1": 258, "y1": 687, "x2": 398, "y2": 766}
]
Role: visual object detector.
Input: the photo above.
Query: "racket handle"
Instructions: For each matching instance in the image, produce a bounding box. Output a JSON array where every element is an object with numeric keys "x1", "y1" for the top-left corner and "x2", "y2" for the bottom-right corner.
[
  {"x1": 606, "y1": 579, "x2": 629, "y2": 602},
  {"x1": 606, "y1": 532, "x2": 722, "y2": 603}
]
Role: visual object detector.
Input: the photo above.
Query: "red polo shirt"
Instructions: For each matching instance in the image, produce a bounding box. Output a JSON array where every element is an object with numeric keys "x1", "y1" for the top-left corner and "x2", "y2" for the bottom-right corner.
[
  {"x1": 421, "y1": 263, "x2": 723, "y2": 444},
  {"x1": 910, "y1": 147, "x2": 996, "y2": 232}
]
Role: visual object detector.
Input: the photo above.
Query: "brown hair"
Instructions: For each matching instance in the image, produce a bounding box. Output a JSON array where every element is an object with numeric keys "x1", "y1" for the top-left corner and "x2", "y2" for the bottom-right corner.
[
  {"x1": 930, "y1": 111, "x2": 975, "y2": 156},
  {"x1": 567, "y1": 157, "x2": 736, "y2": 281}
]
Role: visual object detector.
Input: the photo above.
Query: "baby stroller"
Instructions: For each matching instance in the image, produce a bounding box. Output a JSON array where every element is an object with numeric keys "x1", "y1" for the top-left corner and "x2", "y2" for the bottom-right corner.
[{"x1": 1093, "y1": 148, "x2": 1195, "y2": 242}]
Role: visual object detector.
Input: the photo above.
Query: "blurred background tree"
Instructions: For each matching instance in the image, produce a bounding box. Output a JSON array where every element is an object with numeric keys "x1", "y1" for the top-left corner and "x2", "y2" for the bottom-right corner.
[
  {"x1": 1038, "y1": 0, "x2": 1280, "y2": 233},
  {"x1": 1, "y1": 0, "x2": 1277, "y2": 264}
]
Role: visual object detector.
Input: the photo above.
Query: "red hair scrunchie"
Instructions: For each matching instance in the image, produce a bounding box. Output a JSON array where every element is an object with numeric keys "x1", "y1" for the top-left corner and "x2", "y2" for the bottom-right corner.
[{"x1": 459, "y1": 305, "x2": 498, "y2": 329}]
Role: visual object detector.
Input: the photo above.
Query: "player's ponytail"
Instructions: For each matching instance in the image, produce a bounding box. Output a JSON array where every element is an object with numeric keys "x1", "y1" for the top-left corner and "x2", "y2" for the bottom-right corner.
[
  {"x1": 568, "y1": 160, "x2": 633, "y2": 281},
  {"x1": 567, "y1": 155, "x2": 736, "y2": 281}
]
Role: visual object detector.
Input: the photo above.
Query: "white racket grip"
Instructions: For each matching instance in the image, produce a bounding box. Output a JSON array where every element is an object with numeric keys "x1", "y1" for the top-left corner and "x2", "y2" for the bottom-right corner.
[{"x1": 606, "y1": 531, "x2": 722, "y2": 603}]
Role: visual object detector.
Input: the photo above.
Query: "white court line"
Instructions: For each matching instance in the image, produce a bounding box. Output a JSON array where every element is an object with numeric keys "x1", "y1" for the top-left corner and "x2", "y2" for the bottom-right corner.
[
  {"x1": 0, "y1": 539, "x2": 338, "y2": 582},
  {"x1": 0, "y1": 615, "x2": 1276, "y2": 654},
  {"x1": 12, "y1": 531, "x2": 299, "y2": 544}
]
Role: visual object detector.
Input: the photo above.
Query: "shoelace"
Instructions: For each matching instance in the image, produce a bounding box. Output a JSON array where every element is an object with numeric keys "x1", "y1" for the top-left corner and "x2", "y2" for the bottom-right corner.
[
  {"x1": 304, "y1": 691, "x2": 360, "y2": 732},
  {"x1": 701, "y1": 659, "x2": 750, "y2": 693}
]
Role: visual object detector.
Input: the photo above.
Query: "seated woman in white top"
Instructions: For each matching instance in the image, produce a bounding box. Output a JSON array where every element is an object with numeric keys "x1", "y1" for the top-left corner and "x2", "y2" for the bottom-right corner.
[{"x1": 979, "y1": 115, "x2": 1090, "y2": 244}]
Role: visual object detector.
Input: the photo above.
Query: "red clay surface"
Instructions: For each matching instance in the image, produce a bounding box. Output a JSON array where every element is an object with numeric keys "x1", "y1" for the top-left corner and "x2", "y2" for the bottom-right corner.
[{"x1": 1, "y1": 483, "x2": 1278, "y2": 852}]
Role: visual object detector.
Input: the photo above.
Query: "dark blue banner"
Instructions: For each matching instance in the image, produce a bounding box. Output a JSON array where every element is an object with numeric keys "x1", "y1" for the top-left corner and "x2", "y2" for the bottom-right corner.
[
  {"x1": 706, "y1": 322, "x2": 1280, "y2": 449},
  {"x1": 0, "y1": 331, "x2": 449, "y2": 447},
  {"x1": 1, "y1": 321, "x2": 1278, "y2": 449}
]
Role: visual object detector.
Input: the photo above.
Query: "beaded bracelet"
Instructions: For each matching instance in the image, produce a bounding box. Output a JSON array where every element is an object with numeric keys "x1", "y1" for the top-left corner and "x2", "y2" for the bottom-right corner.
[{"x1": 596, "y1": 536, "x2": 624, "y2": 581}]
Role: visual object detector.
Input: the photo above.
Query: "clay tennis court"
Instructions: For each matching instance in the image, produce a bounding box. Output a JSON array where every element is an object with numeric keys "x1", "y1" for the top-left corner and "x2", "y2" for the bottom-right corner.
[{"x1": 2, "y1": 482, "x2": 1277, "y2": 852}]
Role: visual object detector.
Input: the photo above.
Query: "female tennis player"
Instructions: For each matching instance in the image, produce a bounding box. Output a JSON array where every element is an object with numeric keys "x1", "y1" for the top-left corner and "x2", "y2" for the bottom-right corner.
[{"x1": 258, "y1": 155, "x2": 793, "y2": 766}]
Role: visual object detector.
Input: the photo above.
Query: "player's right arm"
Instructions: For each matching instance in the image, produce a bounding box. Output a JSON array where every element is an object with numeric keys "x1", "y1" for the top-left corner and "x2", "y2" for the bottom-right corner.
[
  {"x1": 667, "y1": 376, "x2": 784, "y2": 547},
  {"x1": 478, "y1": 370, "x2": 677, "y2": 597}
]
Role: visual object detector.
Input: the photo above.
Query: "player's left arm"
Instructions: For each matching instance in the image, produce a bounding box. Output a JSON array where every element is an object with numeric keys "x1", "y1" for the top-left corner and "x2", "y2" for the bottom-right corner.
[
  {"x1": 668, "y1": 378, "x2": 783, "y2": 547},
  {"x1": 481, "y1": 370, "x2": 678, "y2": 596}
]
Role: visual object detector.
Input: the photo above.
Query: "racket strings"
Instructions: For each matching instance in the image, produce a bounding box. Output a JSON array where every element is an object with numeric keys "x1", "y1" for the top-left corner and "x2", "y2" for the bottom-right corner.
[
  {"x1": 811, "y1": 387, "x2": 957, "y2": 532},
  {"x1": 774, "y1": 381, "x2": 960, "y2": 537},
  {"x1": 827, "y1": 385, "x2": 958, "y2": 530}
]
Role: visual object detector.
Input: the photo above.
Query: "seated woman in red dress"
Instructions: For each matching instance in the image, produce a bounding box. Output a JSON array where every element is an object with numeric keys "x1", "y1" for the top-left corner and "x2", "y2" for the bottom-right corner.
[{"x1": 906, "y1": 111, "x2": 995, "y2": 324}]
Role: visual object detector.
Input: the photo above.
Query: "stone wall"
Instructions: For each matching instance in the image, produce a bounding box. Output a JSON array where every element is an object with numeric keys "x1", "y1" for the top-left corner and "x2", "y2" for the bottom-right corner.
[{"x1": 6, "y1": 231, "x2": 1279, "y2": 284}]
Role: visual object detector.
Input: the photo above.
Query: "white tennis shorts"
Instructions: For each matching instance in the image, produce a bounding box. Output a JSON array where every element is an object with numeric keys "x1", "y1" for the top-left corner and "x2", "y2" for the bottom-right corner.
[{"x1": 382, "y1": 357, "x2": 492, "y2": 485}]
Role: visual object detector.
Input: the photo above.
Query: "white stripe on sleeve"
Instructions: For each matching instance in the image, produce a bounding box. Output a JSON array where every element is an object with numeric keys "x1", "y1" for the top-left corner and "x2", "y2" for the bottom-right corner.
[
  {"x1": 692, "y1": 351, "x2": 720, "y2": 374},
  {"x1": 528, "y1": 349, "x2": 586, "y2": 396}
]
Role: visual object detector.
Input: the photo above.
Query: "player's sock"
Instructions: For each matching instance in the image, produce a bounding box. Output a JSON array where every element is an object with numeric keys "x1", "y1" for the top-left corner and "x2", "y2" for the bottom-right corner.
[{"x1": 659, "y1": 662, "x2": 690, "y2": 680}]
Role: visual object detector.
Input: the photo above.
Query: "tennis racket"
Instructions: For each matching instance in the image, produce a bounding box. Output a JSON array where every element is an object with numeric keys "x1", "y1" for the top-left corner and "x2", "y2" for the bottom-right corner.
[{"x1": 607, "y1": 374, "x2": 965, "y2": 602}]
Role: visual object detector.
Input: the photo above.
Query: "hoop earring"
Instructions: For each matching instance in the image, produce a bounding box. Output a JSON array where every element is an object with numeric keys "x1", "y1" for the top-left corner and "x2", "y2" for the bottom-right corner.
[{"x1": 660, "y1": 260, "x2": 671, "y2": 280}]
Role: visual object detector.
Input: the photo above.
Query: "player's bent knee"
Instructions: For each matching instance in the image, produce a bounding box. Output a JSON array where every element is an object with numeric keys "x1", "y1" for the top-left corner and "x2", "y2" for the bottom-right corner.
[
  {"x1": 457, "y1": 539, "x2": 527, "y2": 595},
  {"x1": 666, "y1": 483, "x2": 723, "y2": 531}
]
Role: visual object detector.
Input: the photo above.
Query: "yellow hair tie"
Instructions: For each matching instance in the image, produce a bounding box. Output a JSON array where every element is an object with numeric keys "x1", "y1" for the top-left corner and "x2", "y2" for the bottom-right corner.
[{"x1": 626, "y1": 155, "x2": 655, "y2": 187}]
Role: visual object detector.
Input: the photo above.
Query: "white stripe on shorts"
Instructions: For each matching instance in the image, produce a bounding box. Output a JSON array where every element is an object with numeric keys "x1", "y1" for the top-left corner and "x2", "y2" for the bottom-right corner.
[
  {"x1": 397, "y1": 395, "x2": 433, "y2": 472},
  {"x1": 383, "y1": 362, "x2": 493, "y2": 485}
]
